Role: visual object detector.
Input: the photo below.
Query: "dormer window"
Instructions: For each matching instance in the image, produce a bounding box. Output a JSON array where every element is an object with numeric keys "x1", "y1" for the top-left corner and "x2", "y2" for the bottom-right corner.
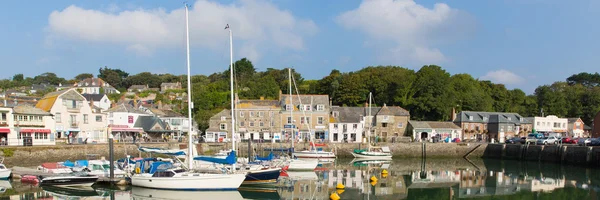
[
  {"x1": 507, "y1": 117, "x2": 511, "y2": 121},
  {"x1": 333, "y1": 111, "x2": 339, "y2": 118},
  {"x1": 468, "y1": 116, "x2": 473, "y2": 121},
  {"x1": 317, "y1": 105, "x2": 325, "y2": 111},
  {"x1": 285, "y1": 104, "x2": 292, "y2": 111},
  {"x1": 483, "y1": 117, "x2": 488, "y2": 121}
]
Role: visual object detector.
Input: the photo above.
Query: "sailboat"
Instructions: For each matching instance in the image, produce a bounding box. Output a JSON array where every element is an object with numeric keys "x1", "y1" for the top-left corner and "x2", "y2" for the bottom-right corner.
[
  {"x1": 288, "y1": 68, "x2": 335, "y2": 160},
  {"x1": 130, "y1": 4, "x2": 246, "y2": 190},
  {"x1": 351, "y1": 92, "x2": 392, "y2": 159}
]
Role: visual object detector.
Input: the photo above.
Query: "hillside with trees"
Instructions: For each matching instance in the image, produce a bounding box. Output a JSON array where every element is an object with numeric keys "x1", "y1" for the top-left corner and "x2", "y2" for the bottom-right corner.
[{"x1": 2, "y1": 59, "x2": 600, "y2": 132}]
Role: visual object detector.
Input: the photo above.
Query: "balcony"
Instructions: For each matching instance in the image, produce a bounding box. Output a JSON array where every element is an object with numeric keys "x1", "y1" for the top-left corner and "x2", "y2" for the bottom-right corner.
[
  {"x1": 0, "y1": 121, "x2": 7, "y2": 127},
  {"x1": 69, "y1": 121, "x2": 79, "y2": 128},
  {"x1": 15, "y1": 121, "x2": 45, "y2": 127}
]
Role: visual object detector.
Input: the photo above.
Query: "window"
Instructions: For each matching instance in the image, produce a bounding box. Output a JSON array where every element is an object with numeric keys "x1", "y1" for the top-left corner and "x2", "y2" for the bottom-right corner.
[
  {"x1": 250, "y1": 111, "x2": 255, "y2": 117},
  {"x1": 240, "y1": 111, "x2": 245, "y2": 117},
  {"x1": 83, "y1": 114, "x2": 89, "y2": 124},
  {"x1": 259, "y1": 122, "x2": 264, "y2": 127},
  {"x1": 259, "y1": 112, "x2": 264, "y2": 117},
  {"x1": 334, "y1": 124, "x2": 338, "y2": 129},
  {"x1": 383, "y1": 116, "x2": 389, "y2": 120},
  {"x1": 270, "y1": 121, "x2": 275, "y2": 127},
  {"x1": 44, "y1": 133, "x2": 48, "y2": 139},
  {"x1": 317, "y1": 105, "x2": 325, "y2": 111},
  {"x1": 249, "y1": 122, "x2": 254, "y2": 127},
  {"x1": 353, "y1": 124, "x2": 358, "y2": 129},
  {"x1": 397, "y1": 122, "x2": 404, "y2": 128},
  {"x1": 286, "y1": 104, "x2": 292, "y2": 111},
  {"x1": 508, "y1": 125, "x2": 513, "y2": 131},
  {"x1": 35, "y1": 133, "x2": 39, "y2": 139},
  {"x1": 109, "y1": 112, "x2": 113, "y2": 117},
  {"x1": 304, "y1": 105, "x2": 311, "y2": 111},
  {"x1": 301, "y1": 117, "x2": 305, "y2": 124},
  {"x1": 333, "y1": 112, "x2": 339, "y2": 118},
  {"x1": 220, "y1": 123, "x2": 227, "y2": 130},
  {"x1": 382, "y1": 123, "x2": 388, "y2": 127},
  {"x1": 287, "y1": 117, "x2": 292, "y2": 124},
  {"x1": 109, "y1": 120, "x2": 114, "y2": 125},
  {"x1": 318, "y1": 117, "x2": 324, "y2": 125},
  {"x1": 0, "y1": 113, "x2": 5, "y2": 121},
  {"x1": 468, "y1": 116, "x2": 473, "y2": 121},
  {"x1": 221, "y1": 116, "x2": 226, "y2": 121},
  {"x1": 537, "y1": 122, "x2": 540, "y2": 126},
  {"x1": 240, "y1": 121, "x2": 245, "y2": 127},
  {"x1": 96, "y1": 115, "x2": 102, "y2": 122}
]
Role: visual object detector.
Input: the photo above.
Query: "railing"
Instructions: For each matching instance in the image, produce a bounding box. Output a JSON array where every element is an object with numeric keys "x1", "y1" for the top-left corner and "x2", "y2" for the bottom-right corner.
[{"x1": 66, "y1": 106, "x2": 81, "y2": 113}]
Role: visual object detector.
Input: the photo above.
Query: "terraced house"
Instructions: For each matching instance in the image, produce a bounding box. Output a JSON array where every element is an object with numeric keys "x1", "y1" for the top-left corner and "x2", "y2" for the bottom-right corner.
[
  {"x1": 235, "y1": 95, "x2": 282, "y2": 141},
  {"x1": 452, "y1": 111, "x2": 532, "y2": 143},
  {"x1": 279, "y1": 93, "x2": 330, "y2": 142}
]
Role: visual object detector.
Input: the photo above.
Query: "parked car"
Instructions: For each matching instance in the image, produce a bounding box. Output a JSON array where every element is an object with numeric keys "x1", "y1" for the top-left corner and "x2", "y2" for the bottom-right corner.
[
  {"x1": 505, "y1": 137, "x2": 521, "y2": 144},
  {"x1": 536, "y1": 136, "x2": 559, "y2": 145},
  {"x1": 561, "y1": 137, "x2": 572, "y2": 144},
  {"x1": 526, "y1": 133, "x2": 544, "y2": 144},
  {"x1": 520, "y1": 137, "x2": 527, "y2": 144},
  {"x1": 589, "y1": 138, "x2": 600, "y2": 146},
  {"x1": 577, "y1": 138, "x2": 591, "y2": 146}
]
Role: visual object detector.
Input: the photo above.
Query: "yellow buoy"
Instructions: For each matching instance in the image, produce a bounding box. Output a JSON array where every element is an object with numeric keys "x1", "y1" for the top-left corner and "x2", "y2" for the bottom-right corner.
[
  {"x1": 382, "y1": 169, "x2": 388, "y2": 174},
  {"x1": 330, "y1": 192, "x2": 341, "y2": 200},
  {"x1": 370, "y1": 175, "x2": 378, "y2": 182},
  {"x1": 336, "y1": 183, "x2": 345, "y2": 189},
  {"x1": 382, "y1": 173, "x2": 388, "y2": 178},
  {"x1": 370, "y1": 180, "x2": 377, "y2": 186},
  {"x1": 336, "y1": 189, "x2": 345, "y2": 195}
]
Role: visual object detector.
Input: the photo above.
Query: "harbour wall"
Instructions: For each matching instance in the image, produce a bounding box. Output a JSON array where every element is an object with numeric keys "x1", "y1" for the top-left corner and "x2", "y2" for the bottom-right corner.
[
  {"x1": 482, "y1": 144, "x2": 600, "y2": 166},
  {"x1": 0, "y1": 142, "x2": 487, "y2": 167}
]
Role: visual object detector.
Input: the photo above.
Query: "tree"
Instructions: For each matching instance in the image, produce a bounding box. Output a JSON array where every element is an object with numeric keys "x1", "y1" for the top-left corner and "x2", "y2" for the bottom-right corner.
[
  {"x1": 74, "y1": 73, "x2": 94, "y2": 81},
  {"x1": 12, "y1": 74, "x2": 24, "y2": 82},
  {"x1": 566, "y1": 72, "x2": 600, "y2": 88},
  {"x1": 98, "y1": 66, "x2": 129, "y2": 89},
  {"x1": 32, "y1": 72, "x2": 67, "y2": 85},
  {"x1": 408, "y1": 65, "x2": 453, "y2": 121}
]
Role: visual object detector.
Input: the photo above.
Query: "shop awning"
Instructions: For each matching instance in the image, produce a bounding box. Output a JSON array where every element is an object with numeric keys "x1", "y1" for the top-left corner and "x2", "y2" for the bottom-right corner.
[
  {"x1": 111, "y1": 128, "x2": 143, "y2": 132},
  {"x1": 20, "y1": 128, "x2": 51, "y2": 133},
  {"x1": 0, "y1": 128, "x2": 9, "y2": 133}
]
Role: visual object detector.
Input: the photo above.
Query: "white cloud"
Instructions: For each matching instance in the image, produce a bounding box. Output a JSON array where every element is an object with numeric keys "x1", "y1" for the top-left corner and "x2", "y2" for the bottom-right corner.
[
  {"x1": 336, "y1": 0, "x2": 474, "y2": 66},
  {"x1": 46, "y1": 0, "x2": 317, "y2": 58},
  {"x1": 481, "y1": 70, "x2": 524, "y2": 85}
]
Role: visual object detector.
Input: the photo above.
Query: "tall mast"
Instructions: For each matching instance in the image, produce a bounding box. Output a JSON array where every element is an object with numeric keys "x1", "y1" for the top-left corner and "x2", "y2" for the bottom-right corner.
[
  {"x1": 368, "y1": 92, "x2": 372, "y2": 149},
  {"x1": 228, "y1": 24, "x2": 236, "y2": 172},
  {"x1": 289, "y1": 68, "x2": 293, "y2": 150},
  {"x1": 184, "y1": 3, "x2": 193, "y2": 170}
]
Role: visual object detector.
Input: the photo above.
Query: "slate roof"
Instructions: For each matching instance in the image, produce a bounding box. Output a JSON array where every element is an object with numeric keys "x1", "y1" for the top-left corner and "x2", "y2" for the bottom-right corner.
[
  {"x1": 568, "y1": 118, "x2": 582, "y2": 124},
  {"x1": 134, "y1": 116, "x2": 171, "y2": 132},
  {"x1": 366, "y1": 105, "x2": 410, "y2": 116},
  {"x1": 280, "y1": 94, "x2": 329, "y2": 108},
  {"x1": 330, "y1": 106, "x2": 364, "y2": 123},
  {"x1": 161, "y1": 82, "x2": 181, "y2": 87},
  {"x1": 409, "y1": 121, "x2": 461, "y2": 129},
  {"x1": 454, "y1": 111, "x2": 530, "y2": 124},
  {"x1": 209, "y1": 109, "x2": 231, "y2": 120},
  {"x1": 149, "y1": 108, "x2": 185, "y2": 117},
  {"x1": 237, "y1": 99, "x2": 280, "y2": 108},
  {"x1": 12, "y1": 104, "x2": 52, "y2": 115},
  {"x1": 77, "y1": 78, "x2": 106, "y2": 87},
  {"x1": 82, "y1": 94, "x2": 106, "y2": 102},
  {"x1": 105, "y1": 103, "x2": 147, "y2": 114},
  {"x1": 128, "y1": 85, "x2": 148, "y2": 90}
]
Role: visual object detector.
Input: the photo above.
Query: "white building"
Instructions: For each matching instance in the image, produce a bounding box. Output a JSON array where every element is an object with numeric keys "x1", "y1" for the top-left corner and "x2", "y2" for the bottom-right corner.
[
  {"x1": 146, "y1": 108, "x2": 192, "y2": 139},
  {"x1": 105, "y1": 103, "x2": 151, "y2": 141},
  {"x1": 527, "y1": 115, "x2": 568, "y2": 134},
  {"x1": 36, "y1": 88, "x2": 108, "y2": 144},
  {"x1": 75, "y1": 78, "x2": 120, "y2": 95},
  {"x1": 329, "y1": 106, "x2": 365, "y2": 143},
  {"x1": 0, "y1": 105, "x2": 56, "y2": 146},
  {"x1": 82, "y1": 94, "x2": 111, "y2": 111}
]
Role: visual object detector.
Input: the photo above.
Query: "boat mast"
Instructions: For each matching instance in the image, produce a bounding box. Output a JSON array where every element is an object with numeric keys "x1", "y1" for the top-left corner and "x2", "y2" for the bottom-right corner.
[
  {"x1": 184, "y1": 3, "x2": 193, "y2": 170},
  {"x1": 368, "y1": 92, "x2": 372, "y2": 150},
  {"x1": 289, "y1": 68, "x2": 294, "y2": 151},
  {"x1": 227, "y1": 24, "x2": 236, "y2": 173}
]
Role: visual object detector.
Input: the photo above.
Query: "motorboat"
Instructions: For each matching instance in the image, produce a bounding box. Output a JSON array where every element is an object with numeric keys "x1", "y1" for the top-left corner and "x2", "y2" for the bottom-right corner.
[
  {"x1": 351, "y1": 146, "x2": 393, "y2": 159},
  {"x1": 37, "y1": 162, "x2": 73, "y2": 174},
  {"x1": 242, "y1": 168, "x2": 281, "y2": 185},
  {"x1": 68, "y1": 160, "x2": 127, "y2": 178},
  {"x1": 292, "y1": 149, "x2": 336, "y2": 159},
  {"x1": 0, "y1": 162, "x2": 11, "y2": 180},
  {"x1": 42, "y1": 185, "x2": 100, "y2": 197},
  {"x1": 39, "y1": 174, "x2": 99, "y2": 187},
  {"x1": 130, "y1": 147, "x2": 246, "y2": 190}
]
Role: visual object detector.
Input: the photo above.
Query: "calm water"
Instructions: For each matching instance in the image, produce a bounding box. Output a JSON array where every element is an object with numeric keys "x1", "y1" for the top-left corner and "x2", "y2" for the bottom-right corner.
[{"x1": 1, "y1": 158, "x2": 600, "y2": 200}]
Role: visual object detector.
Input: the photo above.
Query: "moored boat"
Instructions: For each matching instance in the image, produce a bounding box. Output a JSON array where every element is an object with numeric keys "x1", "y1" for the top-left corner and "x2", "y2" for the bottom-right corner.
[
  {"x1": 243, "y1": 168, "x2": 281, "y2": 185},
  {"x1": 287, "y1": 159, "x2": 318, "y2": 171},
  {"x1": 39, "y1": 174, "x2": 99, "y2": 187},
  {"x1": 0, "y1": 163, "x2": 11, "y2": 180},
  {"x1": 351, "y1": 146, "x2": 392, "y2": 159},
  {"x1": 37, "y1": 162, "x2": 73, "y2": 174}
]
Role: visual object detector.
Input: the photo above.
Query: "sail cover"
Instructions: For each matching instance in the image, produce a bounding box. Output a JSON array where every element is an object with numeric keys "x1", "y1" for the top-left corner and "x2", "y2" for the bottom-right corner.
[
  {"x1": 255, "y1": 152, "x2": 274, "y2": 161},
  {"x1": 194, "y1": 151, "x2": 237, "y2": 165},
  {"x1": 138, "y1": 147, "x2": 186, "y2": 156}
]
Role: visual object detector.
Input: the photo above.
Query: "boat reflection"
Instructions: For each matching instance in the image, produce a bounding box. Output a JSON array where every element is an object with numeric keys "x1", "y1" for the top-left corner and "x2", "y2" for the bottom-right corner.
[
  {"x1": 0, "y1": 180, "x2": 11, "y2": 194},
  {"x1": 130, "y1": 187, "x2": 243, "y2": 200}
]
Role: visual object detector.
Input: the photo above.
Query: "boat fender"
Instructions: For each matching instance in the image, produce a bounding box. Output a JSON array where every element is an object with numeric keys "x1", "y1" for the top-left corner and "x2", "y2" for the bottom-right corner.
[
  {"x1": 135, "y1": 167, "x2": 141, "y2": 174},
  {"x1": 336, "y1": 183, "x2": 345, "y2": 189},
  {"x1": 330, "y1": 192, "x2": 340, "y2": 200}
]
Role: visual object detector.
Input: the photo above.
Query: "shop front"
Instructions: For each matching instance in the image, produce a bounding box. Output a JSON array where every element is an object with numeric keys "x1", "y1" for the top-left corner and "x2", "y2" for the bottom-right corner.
[
  {"x1": 0, "y1": 128, "x2": 9, "y2": 146},
  {"x1": 18, "y1": 128, "x2": 53, "y2": 146},
  {"x1": 109, "y1": 125, "x2": 144, "y2": 143}
]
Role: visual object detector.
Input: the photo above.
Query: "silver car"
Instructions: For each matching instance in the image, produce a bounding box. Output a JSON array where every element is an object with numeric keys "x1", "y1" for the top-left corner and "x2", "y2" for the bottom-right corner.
[{"x1": 536, "y1": 136, "x2": 559, "y2": 145}]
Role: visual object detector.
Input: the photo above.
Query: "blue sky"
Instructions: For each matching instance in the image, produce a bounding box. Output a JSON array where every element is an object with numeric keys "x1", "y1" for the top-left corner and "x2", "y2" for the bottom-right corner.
[{"x1": 1, "y1": 0, "x2": 599, "y2": 94}]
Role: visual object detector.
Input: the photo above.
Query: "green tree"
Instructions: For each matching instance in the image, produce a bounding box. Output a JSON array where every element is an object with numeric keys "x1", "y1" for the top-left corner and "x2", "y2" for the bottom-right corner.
[
  {"x1": 32, "y1": 72, "x2": 67, "y2": 85},
  {"x1": 98, "y1": 66, "x2": 129, "y2": 89},
  {"x1": 566, "y1": 72, "x2": 600, "y2": 88},
  {"x1": 408, "y1": 65, "x2": 453, "y2": 121},
  {"x1": 74, "y1": 73, "x2": 94, "y2": 81},
  {"x1": 12, "y1": 74, "x2": 24, "y2": 82}
]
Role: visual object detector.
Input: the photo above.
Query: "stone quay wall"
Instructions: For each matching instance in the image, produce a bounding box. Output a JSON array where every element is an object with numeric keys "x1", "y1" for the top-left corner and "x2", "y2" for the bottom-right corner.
[
  {"x1": 483, "y1": 143, "x2": 600, "y2": 166},
  {"x1": 0, "y1": 142, "x2": 488, "y2": 167}
]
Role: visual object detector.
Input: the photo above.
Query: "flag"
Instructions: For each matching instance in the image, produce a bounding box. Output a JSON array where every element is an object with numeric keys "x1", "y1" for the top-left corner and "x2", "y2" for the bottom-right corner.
[{"x1": 225, "y1": 24, "x2": 230, "y2": 30}]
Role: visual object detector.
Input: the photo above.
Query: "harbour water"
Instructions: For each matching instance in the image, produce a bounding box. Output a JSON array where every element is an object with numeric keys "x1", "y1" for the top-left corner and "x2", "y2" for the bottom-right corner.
[{"x1": 1, "y1": 158, "x2": 599, "y2": 199}]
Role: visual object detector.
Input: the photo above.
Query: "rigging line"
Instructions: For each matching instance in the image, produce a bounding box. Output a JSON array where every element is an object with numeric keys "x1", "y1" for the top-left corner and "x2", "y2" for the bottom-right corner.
[{"x1": 291, "y1": 70, "x2": 314, "y2": 137}]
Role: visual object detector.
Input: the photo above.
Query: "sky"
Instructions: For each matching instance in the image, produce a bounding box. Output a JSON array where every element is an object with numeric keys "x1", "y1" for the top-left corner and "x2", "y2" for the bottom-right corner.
[{"x1": 1, "y1": 0, "x2": 599, "y2": 94}]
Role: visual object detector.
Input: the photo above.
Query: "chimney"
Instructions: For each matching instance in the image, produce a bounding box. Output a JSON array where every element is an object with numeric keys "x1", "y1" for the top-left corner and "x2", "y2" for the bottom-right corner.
[
  {"x1": 260, "y1": 96, "x2": 264, "y2": 101},
  {"x1": 158, "y1": 100, "x2": 163, "y2": 110},
  {"x1": 133, "y1": 95, "x2": 139, "y2": 108},
  {"x1": 451, "y1": 107, "x2": 457, "y2": 121}
]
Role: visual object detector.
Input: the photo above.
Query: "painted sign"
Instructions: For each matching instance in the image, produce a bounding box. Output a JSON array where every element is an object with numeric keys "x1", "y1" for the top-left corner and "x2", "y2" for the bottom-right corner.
[
  {"x1": 284, "y1": 124, "x2": 296, "y2": 129},
  {"x1": 128, "y1": 116, "x2": 134, "y2": 124}
]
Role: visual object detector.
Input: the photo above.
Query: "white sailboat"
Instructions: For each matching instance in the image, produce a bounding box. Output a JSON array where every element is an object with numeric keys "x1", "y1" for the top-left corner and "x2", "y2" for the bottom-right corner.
[
  {"x1": 351, "y1": 92, "x2": 392, "y2": 159},
  {"x1": 130, "y1": 4, "x2": 246, "y2": 190}
]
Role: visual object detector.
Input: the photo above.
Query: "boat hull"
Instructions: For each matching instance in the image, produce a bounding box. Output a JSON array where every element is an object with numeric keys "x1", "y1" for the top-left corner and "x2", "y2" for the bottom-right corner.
[
  {"x1": 292, "y1": 151, "x2": 336, "y2": 159},
  {"x1": 131, "y1": 187, "x2": 244, "y2": 200},
  {"x1": 40, "y1": 176, "x2": 99, "y2": 187},
  {"x1": 351, "y1": 152, "x2": 392, "y2": 159},
  {"x1": 0, "y1": 169, "x2": 11, "y2": 180},
  {"x1": 243, "y1": 168, "x2": 280, "y2": 185},
  {"x1": 131, "y1": 173, "x2": 246, "y2": 191}
]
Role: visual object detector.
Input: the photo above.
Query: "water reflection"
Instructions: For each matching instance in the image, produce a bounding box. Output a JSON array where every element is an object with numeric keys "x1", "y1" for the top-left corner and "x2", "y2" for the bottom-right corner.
[{"x1": 1, "y1": 159, "x2": 600, "y2": 199}]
